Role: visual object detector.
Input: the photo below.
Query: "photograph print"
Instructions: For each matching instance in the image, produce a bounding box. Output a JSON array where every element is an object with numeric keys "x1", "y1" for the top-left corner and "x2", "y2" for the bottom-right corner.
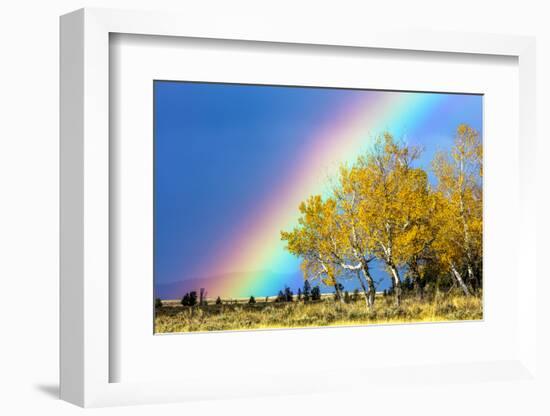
[{"x1": 154, "y1": 81, "x2": 483, "y2": 333}]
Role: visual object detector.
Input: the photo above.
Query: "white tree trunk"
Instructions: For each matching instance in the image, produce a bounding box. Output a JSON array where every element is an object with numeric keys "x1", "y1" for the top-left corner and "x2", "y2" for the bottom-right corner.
[
  {"x1": 354, "y1": 271, "x2": 371, "y2": 308},
  {"x1": 450, "y1": 263, "x2": 471, "y2": 296},
  {"x1": 388, "y1": 264, "x2": 402, "y2": 306},
  {"x1": 360, "y1": 259, "x2": 376, "y2": 308}
]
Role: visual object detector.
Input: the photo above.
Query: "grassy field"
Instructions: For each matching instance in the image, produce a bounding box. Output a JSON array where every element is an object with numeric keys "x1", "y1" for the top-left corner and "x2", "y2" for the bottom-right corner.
[{"x1": 154, "y1": 292, "x2": 482, "y2": 333}]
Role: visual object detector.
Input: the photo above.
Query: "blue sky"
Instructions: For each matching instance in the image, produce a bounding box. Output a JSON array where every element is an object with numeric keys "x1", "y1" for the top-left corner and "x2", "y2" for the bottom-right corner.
[{"x1": 154, "y1": 81, "x2": 482, "y2": 298}]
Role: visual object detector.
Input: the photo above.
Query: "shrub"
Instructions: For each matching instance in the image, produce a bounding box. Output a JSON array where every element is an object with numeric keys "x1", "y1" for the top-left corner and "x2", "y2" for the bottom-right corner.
[
  {"x1": 155, "y1": 298, "x2": 162, "y2": 309},
  {"x1": 344, "y1": 291, "x2": 351, "y2": 304},
  {"x1": 248, "y1": 296, "x2": 256, "y2": 304},
  {"x1": 215, "y1": 296, "x2": 222, "y2": 305}
]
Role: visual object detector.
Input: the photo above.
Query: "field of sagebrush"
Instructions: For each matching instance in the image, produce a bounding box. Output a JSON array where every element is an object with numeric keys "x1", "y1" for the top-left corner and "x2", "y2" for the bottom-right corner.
[{"x1": 154, "y1": 292, "x2": 482, "y2": 333}]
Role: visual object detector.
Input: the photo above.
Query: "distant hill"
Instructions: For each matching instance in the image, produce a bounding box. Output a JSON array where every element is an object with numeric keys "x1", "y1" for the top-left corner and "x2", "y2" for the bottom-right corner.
[
  {"x1": 155, "y1": 265, "x2": 393, "y2": 300},
  {"x1": 154, "y1": 270, "x2": 303, "y2": 300}
]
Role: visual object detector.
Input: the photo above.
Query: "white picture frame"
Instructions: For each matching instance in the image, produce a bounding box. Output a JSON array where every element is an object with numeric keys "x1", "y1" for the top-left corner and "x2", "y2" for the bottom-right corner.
[{"x1": 60, "y1": 7, "x2": 538, "y2": 408}]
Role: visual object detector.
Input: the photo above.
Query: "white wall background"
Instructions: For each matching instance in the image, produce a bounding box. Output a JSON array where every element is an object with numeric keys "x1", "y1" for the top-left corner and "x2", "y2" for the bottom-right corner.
[{"x1": 1, "y1": 0, "x2": 548, "y2": 414}]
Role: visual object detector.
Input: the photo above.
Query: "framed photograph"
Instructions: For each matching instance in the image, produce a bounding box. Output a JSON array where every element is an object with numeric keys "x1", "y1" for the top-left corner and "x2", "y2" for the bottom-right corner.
[
  {"x1": 60, "y1": 8, "x2": 539, "y2": 408},
  {"x1": 152, "y1": 81, "x2": 484, "y2": 334}
]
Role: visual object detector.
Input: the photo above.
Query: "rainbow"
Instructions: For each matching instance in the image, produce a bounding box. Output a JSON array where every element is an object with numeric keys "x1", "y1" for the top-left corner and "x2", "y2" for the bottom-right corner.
[{"x1": 175, "y1": 90, "x2": 451, "y2": 298}]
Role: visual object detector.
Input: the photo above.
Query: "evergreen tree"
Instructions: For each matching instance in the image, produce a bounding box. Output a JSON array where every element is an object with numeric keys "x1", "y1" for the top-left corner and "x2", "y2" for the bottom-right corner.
[
  {"x1": 181, "y1": 293, "x2": 190, "y2": 306},
  {"x1": 188, "y1": 291, "x2": 198, "y2": 306},
  {"x1": 311, "y1": 286, "x2": 321, "y2": 301},
  {"x1": 303, "y1": 280, "x2": 311, "y2": 301},
  {"x1": 284, "y1": 286, "x2": 294, "y2": 302},
  {"x1": 181, "y1": 291, "x2": 198, "y2": 307}
]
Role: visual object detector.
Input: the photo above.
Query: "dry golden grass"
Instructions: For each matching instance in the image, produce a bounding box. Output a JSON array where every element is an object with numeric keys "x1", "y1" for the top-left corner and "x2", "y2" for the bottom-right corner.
[{"x1": 154, "y1": 291, "x2": 482, "y2": 333}]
